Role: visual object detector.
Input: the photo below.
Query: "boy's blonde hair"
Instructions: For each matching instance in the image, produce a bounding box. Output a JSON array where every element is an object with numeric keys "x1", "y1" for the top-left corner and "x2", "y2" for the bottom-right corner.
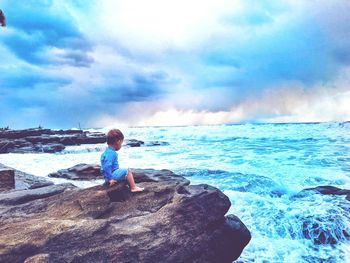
[{"x1": 107, "y1": 129, "x2": 124, "y2": 145}]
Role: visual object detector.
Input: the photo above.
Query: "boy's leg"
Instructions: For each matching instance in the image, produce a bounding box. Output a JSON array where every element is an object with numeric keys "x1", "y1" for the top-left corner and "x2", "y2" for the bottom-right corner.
[{"x1": 126, "y1": 169, "x2": 144, "y2": 192}]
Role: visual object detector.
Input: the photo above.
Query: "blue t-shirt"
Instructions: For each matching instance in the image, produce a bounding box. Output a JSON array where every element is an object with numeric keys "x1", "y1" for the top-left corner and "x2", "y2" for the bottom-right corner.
[{"x1": 100, "y1": 147, "x2": 119, "y2": 180}]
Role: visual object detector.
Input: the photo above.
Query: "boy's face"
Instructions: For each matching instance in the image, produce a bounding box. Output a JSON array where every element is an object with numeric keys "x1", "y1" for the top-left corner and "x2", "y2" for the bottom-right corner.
[{"x1": 113, "y1": 139, "x2": 123, "y2": 151}]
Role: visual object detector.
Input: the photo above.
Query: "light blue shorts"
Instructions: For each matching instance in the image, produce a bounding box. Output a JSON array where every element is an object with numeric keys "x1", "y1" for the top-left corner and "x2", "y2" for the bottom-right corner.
[{"x1": 112, "y1": 168, "x2": 128, "y2": 181}]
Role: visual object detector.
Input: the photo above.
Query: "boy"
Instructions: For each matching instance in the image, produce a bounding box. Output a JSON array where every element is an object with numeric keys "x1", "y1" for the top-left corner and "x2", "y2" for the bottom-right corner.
[{"x1": 100, "y1": 129, "x2": 144, "y2": 192}]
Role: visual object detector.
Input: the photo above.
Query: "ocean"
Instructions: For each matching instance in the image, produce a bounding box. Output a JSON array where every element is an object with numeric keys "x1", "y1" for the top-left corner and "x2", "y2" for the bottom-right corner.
[{"x1": 0, "y1": 123, "x2": 350, "y2": 262}]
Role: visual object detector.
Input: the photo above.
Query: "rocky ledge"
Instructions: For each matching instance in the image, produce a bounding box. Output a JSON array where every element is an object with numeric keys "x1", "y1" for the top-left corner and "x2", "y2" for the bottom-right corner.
[
  {"x1": 300, "y1": 185, "x2": 350, "y2": 201},
  {"x1": 0, "y1": 128, "x2": 169, "y2": 154},
  {"x1": 0, "y1": 163, "x2": 53, "y2": 191},
  {"x1": 0, "y1": 166, "x2": 251, "y2": 262}
]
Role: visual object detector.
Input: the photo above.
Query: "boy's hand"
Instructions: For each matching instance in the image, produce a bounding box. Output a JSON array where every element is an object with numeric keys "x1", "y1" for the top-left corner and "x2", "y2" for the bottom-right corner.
[{"x1": 109, "y1": 179, "x2": 118, "y2": 187}]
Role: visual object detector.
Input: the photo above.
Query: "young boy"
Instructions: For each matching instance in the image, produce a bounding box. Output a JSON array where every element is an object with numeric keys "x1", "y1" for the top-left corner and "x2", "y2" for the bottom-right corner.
[{"x1": 100, "y1": 129, "x2": 144, "y2": 192}]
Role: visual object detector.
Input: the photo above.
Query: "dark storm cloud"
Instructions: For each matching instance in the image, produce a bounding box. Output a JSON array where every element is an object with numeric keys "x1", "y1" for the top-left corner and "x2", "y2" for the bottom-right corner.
[{"x1": 1, "y1": 1, "x2": 93, "y2": 66}]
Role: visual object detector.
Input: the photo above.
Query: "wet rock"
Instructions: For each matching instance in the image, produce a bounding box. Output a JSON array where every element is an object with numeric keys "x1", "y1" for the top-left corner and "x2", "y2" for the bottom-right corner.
[
  {"x1": 48, "y1": 163, "x2": 101, "y2": 180},
  {"x1": 0, "y1": 128, "x2": 169, "y2": 153},
  {"x1": 0, "y1": 128, "x2": 106, "y2": 153},
  {"x1": 300, "y1": 185, "x2": 350, "y2": 201},
  {"x1": 35, "y1": 143, "x2": 66, "y2": 153},
  {"x1": 144, "y1": 141, "x2": 170, "y2": 147},
  {"x1": 76, "y1": 134, "x2": 106, "y2": 144},
  {"x1": 125, "y1": 139, "x2": 144, "y2": 147},
  {"x1": 124, "y1": 139, "x2": 169, "y2": 147},
  {"x1": 0, "y1": 163, "x2": 53, "y2": 191},
  {"x1": 0, "y1": 167, "x2": 250, "y2": 262}
]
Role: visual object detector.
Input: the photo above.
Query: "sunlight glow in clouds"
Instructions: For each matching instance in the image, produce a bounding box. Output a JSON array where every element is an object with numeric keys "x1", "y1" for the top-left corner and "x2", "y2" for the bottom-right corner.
[
  {"x1": 97, "y1": 0, "x2": 240, "y2": 49},
  {"x1": 1, "y1": 0, "x2": 350, "y2": 128}
]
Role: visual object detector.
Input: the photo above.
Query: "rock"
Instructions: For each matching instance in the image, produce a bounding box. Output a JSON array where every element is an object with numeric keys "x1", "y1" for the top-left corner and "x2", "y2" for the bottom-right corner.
[
  {"x1": 124, "y1": 139, "x2": 169, "y2": 147},
  {"x1": 11, "y1": 146, "x2": 37, "y2": 153},
  {"x1": 0, "y1": 167, "x2": 250, "y2": 262},
  {"x1": 0, "y1": 128, "x2": 106, "y2": 153},
  {"x1": 125, "y1": 139, "x2": 144, "y2": 147},
  {"x1": 48, "y1": 163, "x2": 102, "y2": 180},
  {"x1": 35, "y1": 143, "x2": 66, "y2": 153},
  {"x1": 0, "y1": 139, "x2": 15, "y2": 153},
  {"x1": 24, "y1": 253, "x2": 50, "y2": 263},
  {"x1": 25, "y1": 135, "x2": 61, "y2": 144},
  {"x1": 0, "y1": 128, "x2": 53, "y2": 139},
  {"x1": 0, "y1": 168, "x2": 15, "y2": 191},
  {"x1": 0, "y1": 128, "x2": 170, "y2": 153},
  {"x1": 144, "y1": 141, "x2": 170, "y2": 147},
  {"x1": 300, "y1": 185, "x2": 350, "y2": 201},
  {"x1": 47, "y1": 164, "x2": 191, "y2": 184},
  {"x1": 76, "y1": 133, "x2": 106, "y2": 144},
  {"x1": 0, "y1": 183, "x2": 76, "y2": 206},
  {"x1": 0, "y1": 163, "x2": 53, "y2": 191}
]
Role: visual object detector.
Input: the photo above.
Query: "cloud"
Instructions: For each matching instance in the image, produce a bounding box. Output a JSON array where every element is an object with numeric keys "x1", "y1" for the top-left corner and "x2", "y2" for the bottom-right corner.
[
  {"x1": 1, "y1": 0, "x2": 350, "y2": 128},
  {"x1": 1, "y1": 1, "x2": 92, "y2": 66}
]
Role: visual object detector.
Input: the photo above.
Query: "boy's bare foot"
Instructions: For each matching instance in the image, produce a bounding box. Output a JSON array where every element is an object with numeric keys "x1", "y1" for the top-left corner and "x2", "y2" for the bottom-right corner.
[
  {"x1": 131, "y1": 186, "x2": 144, "y2": 193},
  {"x1": 109, "y1": 180, "x2": 118, "y2": 187}
]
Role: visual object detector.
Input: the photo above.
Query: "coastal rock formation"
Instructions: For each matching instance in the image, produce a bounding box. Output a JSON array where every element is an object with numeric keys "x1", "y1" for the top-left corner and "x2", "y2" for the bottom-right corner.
[
  {"x1": 0, "y1": 163, "x2": 53, "y2": 191},
  {"x1": 0, "y1": 128, "x2": 105, "y2": 153},
  {"x1": 48, "y1": 163, "x2": 101, "y2": 180},
  {"x1": 0, "y1": 167, "x2": 14, "y2": 191},
  {"x1": 301, "y1": 185, "x2": 350, "y2": 201},
  {"x1": 0, "y1": 167, "x2": 251, "y2": 262},
  {"x1": 0, "y1": 128, "x2": 169, "y2": 154}
]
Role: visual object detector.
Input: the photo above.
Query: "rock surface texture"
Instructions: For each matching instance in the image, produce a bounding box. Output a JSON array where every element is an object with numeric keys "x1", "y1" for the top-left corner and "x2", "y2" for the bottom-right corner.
[
  {"x1": 0, "y1": 128, "x2": 169, "y2": 153},
  {"x1": 0, "y1": 163, "x2": 53, "y2": 191},
  {"x1": 48, "y1": 163, "x2": 101, "y2": 180},
  {"x1": 0, "y1": 167, "x2": 251, "y2": 263}
]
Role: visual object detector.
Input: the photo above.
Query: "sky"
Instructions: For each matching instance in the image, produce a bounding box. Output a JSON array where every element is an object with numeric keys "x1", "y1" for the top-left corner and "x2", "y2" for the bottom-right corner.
[{"x1": 1, "y1": 0, "x2": 350, "y2": 129}]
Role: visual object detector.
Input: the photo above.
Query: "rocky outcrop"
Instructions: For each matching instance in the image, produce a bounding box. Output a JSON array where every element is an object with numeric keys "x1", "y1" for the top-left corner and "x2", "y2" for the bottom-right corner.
[
  {"x1": 0, "y1": 167, "x2": 251, "y2": 262},
  {"x1": 0, "y1": 128, "x2": 169, "y2": 153},
  {"x1": 301, "y1": 185, "x2": 350, "y2": 201},
  {"x1": 0, "y1": 163, "x2": 53, "y2": 191},
  {"x1": 48, "y1": 163, "x2": 101, "y2": 180},
  {"x1": 0, "y1": 128, "x2": 105, "y2": 153},
  {"x1": 0, "y1": 168, "x2": 14, "y2": 191}
]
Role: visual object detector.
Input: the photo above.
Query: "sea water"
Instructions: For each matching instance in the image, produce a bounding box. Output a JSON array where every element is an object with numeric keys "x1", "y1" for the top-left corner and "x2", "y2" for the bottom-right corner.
[{"x1": 0, "y1": 123, "x2": 350, "y2": 262}]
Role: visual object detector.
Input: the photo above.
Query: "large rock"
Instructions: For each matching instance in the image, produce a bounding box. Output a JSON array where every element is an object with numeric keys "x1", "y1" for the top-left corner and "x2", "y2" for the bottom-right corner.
[{"x1": 0, "y1": 168, "x2": 250, "y2": 262}]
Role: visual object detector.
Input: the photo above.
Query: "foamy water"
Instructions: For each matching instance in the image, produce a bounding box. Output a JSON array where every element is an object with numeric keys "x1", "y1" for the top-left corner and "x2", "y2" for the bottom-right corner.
[{"x1": 1, "y1": 123, "x2": 350, "y2": 262}]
